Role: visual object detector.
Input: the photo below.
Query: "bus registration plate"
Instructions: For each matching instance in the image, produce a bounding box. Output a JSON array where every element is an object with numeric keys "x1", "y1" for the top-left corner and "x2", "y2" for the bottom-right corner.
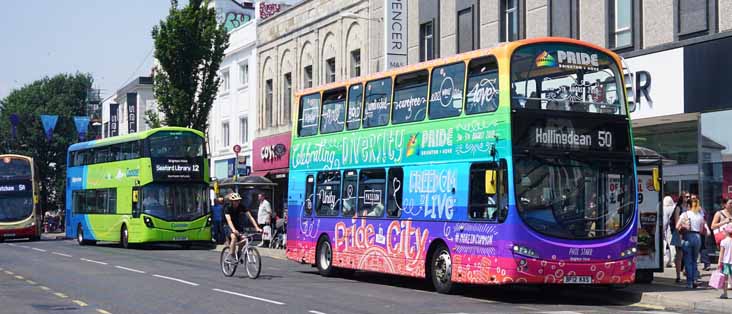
[
  {"x1": 4, "y1": 233, "x2": 15, "y2": 237},
  {"x1": 173, "y1": 236, "x2": 188, "y2": 241},
  {"x1": 564, "y1": 276, "x2": 592, "y2": 284}
]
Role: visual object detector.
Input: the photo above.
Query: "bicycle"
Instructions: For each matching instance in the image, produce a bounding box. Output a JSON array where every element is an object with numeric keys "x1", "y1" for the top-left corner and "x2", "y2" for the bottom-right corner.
[{"x1": 220, "y1": 232, "x2": 261, "y2": 279}]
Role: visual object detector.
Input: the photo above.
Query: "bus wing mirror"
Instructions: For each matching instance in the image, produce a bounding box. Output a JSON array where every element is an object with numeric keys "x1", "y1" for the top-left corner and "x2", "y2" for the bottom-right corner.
[
  {"x1": 652, "y1": 168, "x2": 661, "y2": 192},
  {"x1": 485, "y1": 170, "x2": 497, "y2": 195}
]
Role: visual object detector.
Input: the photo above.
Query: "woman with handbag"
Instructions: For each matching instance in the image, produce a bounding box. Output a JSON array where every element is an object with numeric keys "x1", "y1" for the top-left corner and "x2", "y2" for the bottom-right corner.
[
  {"x1": 712, "y1": 199, "x2": 732, "y2": 246},
  {"x1": 671, "y1": 193, "x2": 689, "y2": 283},
  {"x1": 677, "y1": 198, "x2": 707, "y2": 288}
]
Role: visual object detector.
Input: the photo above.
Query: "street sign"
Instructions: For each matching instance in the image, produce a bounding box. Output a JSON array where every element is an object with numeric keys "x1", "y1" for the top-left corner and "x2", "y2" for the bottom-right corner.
[{"x1": 233, "y1": 144, "x2": 241, "y2": 154}]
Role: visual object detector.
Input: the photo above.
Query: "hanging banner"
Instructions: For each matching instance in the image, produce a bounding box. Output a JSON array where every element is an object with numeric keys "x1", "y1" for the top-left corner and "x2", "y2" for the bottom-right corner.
[
  {"x1": 384, "y1": 0, "x2": 407, "y2": 69},
  {"x1": 40, "y1": 115, "x2": 59, "y2": 142},
  {"x1": 73, "y1": 116, "x2": 90, "y2": 141},
  {"x1": 110, "y1": 103, "x2": 119, "y2": 137},
  {"x1": 127, "y1": 93, "x2": 137, "y2": 134},
  {"x1": 9, "y1": 114, "x2": 19, "y2": 139}
]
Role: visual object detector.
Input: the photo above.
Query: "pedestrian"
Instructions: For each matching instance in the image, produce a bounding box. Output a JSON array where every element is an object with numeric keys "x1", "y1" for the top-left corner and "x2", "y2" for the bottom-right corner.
[
  {"x1": 663, "y1": 195, "x2": 676, "y2": 268},
  {"x1": 677, "y1": 197, "x2": 708, "y2": 288},
  {"x1": 256, "y1": 193, "x2": 272, "y2": 247},
  {"x1": 211, "y1": 197, "x2": 224, "y2": 244},
  {"x1": 690, "y1": 194, "x2": 712, "y2": 271},
  {"x1": 712, "y1": 198, "x2": 732, "y2": 246},
  {"x1": 671, "y1": 192, "x2": 688, "y2": 283},
  {"x1": 716, "y1": 225, "x2": 732, "y2": 299}
]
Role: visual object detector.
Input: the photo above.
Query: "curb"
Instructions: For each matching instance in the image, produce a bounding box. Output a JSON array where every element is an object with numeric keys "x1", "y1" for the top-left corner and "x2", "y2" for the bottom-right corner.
[{"x1": 636, "y1": 292, "x2": 729, "y2": 314}]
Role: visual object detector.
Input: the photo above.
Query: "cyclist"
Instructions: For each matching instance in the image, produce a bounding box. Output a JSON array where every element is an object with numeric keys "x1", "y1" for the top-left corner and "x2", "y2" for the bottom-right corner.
[{"x1": 224, "y1": 193, "x2": 261, "y2": 261}]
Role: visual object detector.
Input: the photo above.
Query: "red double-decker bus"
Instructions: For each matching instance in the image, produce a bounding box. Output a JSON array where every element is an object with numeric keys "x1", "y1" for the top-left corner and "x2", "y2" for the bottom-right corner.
[{"x1": 0, "y1": 154, "x2": 41, "y2": 241}]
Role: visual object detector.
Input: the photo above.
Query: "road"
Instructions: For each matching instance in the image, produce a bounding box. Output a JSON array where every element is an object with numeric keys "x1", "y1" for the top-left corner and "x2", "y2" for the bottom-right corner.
[{"x1": 0, "y1": 237, "x2": 706, "y2": 314}]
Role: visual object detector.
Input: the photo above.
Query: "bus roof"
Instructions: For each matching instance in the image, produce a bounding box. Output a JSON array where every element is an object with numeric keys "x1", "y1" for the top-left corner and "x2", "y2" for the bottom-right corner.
[
  {"x1": 294, "y1": 37, "x2": 621, "y2": 98},
  {"x1": 0, "y1": 154, "x2": 33, "y2": 161},
  {"x1": 68, "y1": 127, "x2": 205, "y2": 152}
]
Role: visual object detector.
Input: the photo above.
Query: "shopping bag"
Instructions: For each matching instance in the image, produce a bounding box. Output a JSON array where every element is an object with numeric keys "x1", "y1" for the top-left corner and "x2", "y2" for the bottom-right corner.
[
  {"x1": 709, "y1": 270, "x2": 727, "y2": 289},
  {"x1": 262, "y1": 225, "x2": 272, "y2": 241},
  {"x1": 714, "y1": 224, "x2": 731, "y2": 245}
]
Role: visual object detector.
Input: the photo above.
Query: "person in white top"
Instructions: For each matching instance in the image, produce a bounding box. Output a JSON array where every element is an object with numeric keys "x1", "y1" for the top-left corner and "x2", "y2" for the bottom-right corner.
[
  {"x1": 677, "y1": 198, "x2": 707, "y2": 288},
  {"x1": 662, "y1": 195, "x2": 676, "y2": 268},
  {"x1": 717, "y1": 225, "x2": 732, "y2": 299},
  {"x1": 257, "y1": 193, "x2": 272, "y2": 247}
]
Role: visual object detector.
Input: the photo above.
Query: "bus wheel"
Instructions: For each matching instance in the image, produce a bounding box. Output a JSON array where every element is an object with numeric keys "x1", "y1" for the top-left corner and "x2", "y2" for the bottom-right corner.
[
  {"x1": 316, "y1": 237, "x2": 336, "y2": 277},
  {"x1": 120, "y1": 225, "x2": 130, "y2": 249},
  {"x1": 77, "y1": 225, "x2": 86, "y2": 245},
  {"x1": 430, "y1": 244, "x2": 455, "y2": 294}
]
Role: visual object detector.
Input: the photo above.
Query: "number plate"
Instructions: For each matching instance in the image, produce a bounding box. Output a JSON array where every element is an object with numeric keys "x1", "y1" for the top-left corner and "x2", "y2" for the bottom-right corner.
[
  {"x1": 173, "y1": 236, "x2": 188, "y2": 241},
  {"x1": 564, "y1": 276, "x2": 592, "y2": 284},
  {"x1": 4, "y1": 233, "x2": 15, "y2": 237}
]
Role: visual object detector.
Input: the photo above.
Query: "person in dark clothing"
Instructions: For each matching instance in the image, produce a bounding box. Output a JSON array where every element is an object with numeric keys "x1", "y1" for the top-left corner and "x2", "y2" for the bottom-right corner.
[
  {"x1": 224, "y1": 193, "x2": 261, "y2": 258},
  {"x1": 211, "y1": 197, "x2": 224, "y2": 244}
]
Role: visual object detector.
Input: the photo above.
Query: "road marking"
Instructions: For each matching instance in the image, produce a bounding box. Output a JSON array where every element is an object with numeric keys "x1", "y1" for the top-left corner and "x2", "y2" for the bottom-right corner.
[
  {"x1": 152, "y1": 274, "x2": 199, "y2": 286},
  {"x1": 96, "y1": 309, "x2": 112, "y2": 314},
  {"x1": 31, "y1": 247, "x2": 47, "y2": 252},
  {"x1": 212, "y1": 288, "x2": 285, "y2": 305},
  {"x1": 26, "y1": 280, "x2": 36, "y2": 285},
  {"x1": 72, "y1": 300, "x2": 88, "y2": 307},
  {"x1": 4, "y1": 270, "x2": 14, "y2": 275},
  {"x1": 54, "y1": 292, "x2": 68, "y2": 299},
  {"x1": 14, "y1": 275, "x2": 24, "y2": 280},
  {"x1": 7, "y1": 243, "x2": 17, "y2": 246},
  {"x1": 52, "y1": 252, "x2": 72, "y2": 257},
  {"x1": 632, "y1": 303, "x2": 666, "y2": 310},
  {"x1": 80, "y1": 258, "x2": 108, "y2": 265},
  {"x1": 309, "y1": 311, "x2": 327, "y2": 314},
  {"x1": 39, "y1": 286, "x2": 50, "y2": 291},
  {"x1": 115, "y1": 266, "x2": 145, "y2": 274},
  {"x1": 18, "y1": 245, "x2": 31, "y2": 249}
]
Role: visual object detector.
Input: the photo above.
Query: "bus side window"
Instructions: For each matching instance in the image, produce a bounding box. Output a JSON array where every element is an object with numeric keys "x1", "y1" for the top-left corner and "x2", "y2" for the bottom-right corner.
[
  {"x1": 305, "y1": 175, "x2": 314, "y2": 216},
  {"x1": 469, "y1": 162, "x2": 506, "y2": 222},
  {"x1": 358, "y1": 169, "x2": 386, "y2": 217},
  {"x1": 342, "y1": 170, "x2": 358, "y2": 217},
  {"x1": 315, "y1": 171, "x2": 341, "y2": 216},
  {"x1": 386, "y1": 168, "x2": 403, "y2": 217},
  {"x1": 465, "y1": 56, "x2": 499, "y2": 115},
  {"x1": 299, "y1": 93, "x2": 320, "y2": 137},
  {"x1": 346, "y1": 84, "x2": 363, "y2": 130}
]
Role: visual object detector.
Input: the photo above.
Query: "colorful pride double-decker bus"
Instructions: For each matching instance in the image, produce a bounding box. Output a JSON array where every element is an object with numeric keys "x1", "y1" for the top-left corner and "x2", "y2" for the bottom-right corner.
[
  {"x1": 286, "y1": 37, "x2": 637, "y2": 293},
  {"x1": 0, "y1": 155, "x2": 41, "y2": 241},
  {"x1": 65, "y1": 127, "x2": 211, "y2": 248}
]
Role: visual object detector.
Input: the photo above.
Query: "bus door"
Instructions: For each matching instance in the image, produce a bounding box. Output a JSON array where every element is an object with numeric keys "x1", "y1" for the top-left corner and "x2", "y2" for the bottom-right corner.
[{"x1": 636, "y1": 162, "x2": 663, "y2": 282}]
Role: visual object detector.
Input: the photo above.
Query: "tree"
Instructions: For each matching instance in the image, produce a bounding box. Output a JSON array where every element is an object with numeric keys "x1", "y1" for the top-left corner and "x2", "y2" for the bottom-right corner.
[
  {"x1": 0, "y1": 73, "x2": 94, "y2": 213},
  {"x1": 150, "y1": 0, "x2": 229, "y2": 132}
]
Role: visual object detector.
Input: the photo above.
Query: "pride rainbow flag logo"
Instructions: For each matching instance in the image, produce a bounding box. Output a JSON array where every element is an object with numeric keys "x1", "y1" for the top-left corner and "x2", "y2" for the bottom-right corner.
[
  {"x1": 406, "y1": 134, "x2": 419, "y2": 157},
  {"x1": 535, "y1": 51, "x2": 556, "y2": 68}
]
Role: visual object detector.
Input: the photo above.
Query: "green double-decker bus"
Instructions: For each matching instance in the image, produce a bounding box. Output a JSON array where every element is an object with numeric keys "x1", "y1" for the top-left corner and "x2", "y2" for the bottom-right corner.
[{"x1": 65, "y1": 127, "x2": 212, "y2": 248}]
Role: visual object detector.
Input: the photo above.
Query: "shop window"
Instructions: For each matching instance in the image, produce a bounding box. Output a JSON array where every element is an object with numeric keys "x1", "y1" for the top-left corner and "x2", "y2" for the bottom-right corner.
[
  {"x1": 363, "y1": 78, "x2": 392, "y2": 128},
  {"x1": 316, "y1": 171, "x2": 341, "y2": 216},
  {"x1": 392, "y1": 70, "x2": 428, "y2": 124},
  {"x1": 342, "y1": 170, "x2": 358, "y2": 217},
  {"x1": 386, "y1": 168, "x2": 403, "y2": 217},
  {"x1": 466, "y1": 56, "x2": 499, "y2": 114},
  {"x1": 304, "y1": 175, "x2": 314, "y2": 216},
  {"x1": 429, "y1": 62, "x2": 465, "y2": 119},
  {"x1": 358, "y1": 169, "x2": 386, "y2": 217},
  {"x1": 346, "y1": 84, "x2": 363, "y2": 130},
  {"x1": 469, "y1": 162, "x2": 507, "y2": 222}
]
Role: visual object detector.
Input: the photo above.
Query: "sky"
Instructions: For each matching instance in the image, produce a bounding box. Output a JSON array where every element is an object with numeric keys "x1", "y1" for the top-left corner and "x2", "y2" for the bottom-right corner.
[{"x1": 0, "y1": 1, "x2": 180, "y2": 100}]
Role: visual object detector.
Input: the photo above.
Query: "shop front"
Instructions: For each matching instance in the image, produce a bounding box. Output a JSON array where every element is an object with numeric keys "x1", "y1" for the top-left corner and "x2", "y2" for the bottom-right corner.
[{"x1": 251, "y1": 132, "x2": 291, "y2": 218}]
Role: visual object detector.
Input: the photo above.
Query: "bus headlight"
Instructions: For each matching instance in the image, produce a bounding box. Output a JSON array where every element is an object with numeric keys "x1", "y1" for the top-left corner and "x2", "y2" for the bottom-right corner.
[
  {"x1": 512, "y1": 244, "x2": 538, "y2": 258},
  {"x1": 143, "y1": 216, "x2": 155, "y2": 228},
  {"x1": 205, "y1": 216, "x2": 212, "y2": 227}
]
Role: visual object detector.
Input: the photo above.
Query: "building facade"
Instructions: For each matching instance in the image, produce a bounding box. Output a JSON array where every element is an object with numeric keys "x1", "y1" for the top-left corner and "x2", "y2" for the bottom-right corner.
[{"x1": 101, "y1": 76, "x2": 157, "y2": 138}]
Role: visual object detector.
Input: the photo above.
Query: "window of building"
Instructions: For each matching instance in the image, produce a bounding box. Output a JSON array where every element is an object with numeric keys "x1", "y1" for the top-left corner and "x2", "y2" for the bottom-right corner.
[
  {"x1": 469, "y1": 162, "x2": 507, "y2": 222},
  {"x1": 419, "y1": 0, "x2": 439, "y2": 62},
  {"x1": 316, "y1": 171, "x2": 341, "y2": 216},
  {"x1": 221, "y1": 70, "x2": 230, "y2": 92},
  {"x1": 320, "y1": 88, "x2": 346, "y2": 134},
  {"x1": 222, "y1": 121, "x2": 230, "y2": 147},
  {"x1": 392, "y1": 70, "x2": 428, "y2": 124},
  {"x1": 457, "y1": 6, "x2": 475, "y2": 53},
  {"x1": 676, "y1": 0, "x2": 715, "y2": 39},
  {"x1": 386, "y1": 168, "x2": 403, "y2": 217},
  {"x1": 350, "y1": 50, "x2": 361, "y2": 78},
  {"x1": 346, "y1": 84, "x2": 363, "y2": 130},
  {"x1": 429, "y1": 62, "x2": 465, "y2": 119},
  {"x1": 549, "y1": 0, "x2": 579, "y2": 38},
  {"x1": 466, "y1": 56, "x2": 500, "y2": 114},
  {"x1": 363, "y1": 78, "x2": 392, "y2": 128},
  {"x1": 303, "y1": 65, "x2": 313, "y2": 88},
  {"x1": 283, "y1": 73, "x2": 292, "y2": 125},
  {"x1": 608, "y1": 0, "x2": 633, "y2": 49},
  {"x1": 239, "y1": 116, "x2": 248, "y2": 144},
  {"x1": 298, "y1": 93, "x2": 320, "y2": 137},
  {"x1": 420, "y1": 22, "x2": 436, "y2": 61},
  {"x1": 358, "y1": 168, "x2": 385, "y2": 217},
  {"x1": 342, "y1": 170, "x2": 358, "y2": 217},
  {"x1": 325, "y1": 58, "x2": 336, "y2": 83},
  {"x1": 501, "y1": 0, "x2": 522, "y2": 42},
  {"x1": 265, "y1": 79, "x2": 273, "y2": 128},
  {"x1": 239, "y1": 62, "x2": 249, "y2": 86}
]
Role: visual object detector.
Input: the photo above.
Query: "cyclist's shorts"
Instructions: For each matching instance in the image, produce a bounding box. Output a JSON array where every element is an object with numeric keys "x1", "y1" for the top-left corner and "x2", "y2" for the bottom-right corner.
[{"x1": 223, "y1": 225, "x2": 233, "y2": 238}]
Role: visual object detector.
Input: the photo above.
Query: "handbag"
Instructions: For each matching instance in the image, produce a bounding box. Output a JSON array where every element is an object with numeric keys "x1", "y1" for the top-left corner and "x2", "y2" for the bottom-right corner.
[
  {"x1": 262, "y1": 225, "x2": 272, "y2": 241},
  {"x1": 714, "y1": 211, "x2": 732, "y2": 245},
  {"x1": 709, "y1": 270, "x2": 727, "y2": 289}
]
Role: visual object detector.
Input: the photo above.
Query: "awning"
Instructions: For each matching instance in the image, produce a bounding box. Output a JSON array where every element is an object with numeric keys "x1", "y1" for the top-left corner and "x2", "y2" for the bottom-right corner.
[{"x1": 250, "y1": 168, "x2": 289, "y2": 178}]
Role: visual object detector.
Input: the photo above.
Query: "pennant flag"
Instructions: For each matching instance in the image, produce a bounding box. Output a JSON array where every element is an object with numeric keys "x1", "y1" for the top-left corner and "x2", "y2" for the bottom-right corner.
[
  {"x1": 40, "y1": 115, "x2": 59, "y2": 142},
  {"x1": 73, "y1": 116, "x2": 90, "y2": 141},
  {"x1": 9, "y1": 114, "x2": 19, "y2": 139}
]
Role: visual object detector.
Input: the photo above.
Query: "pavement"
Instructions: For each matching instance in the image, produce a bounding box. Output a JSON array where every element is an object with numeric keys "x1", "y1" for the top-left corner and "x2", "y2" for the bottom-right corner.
[{"x1": 0, "y1": 232, "x2": 726, "y2": 314}]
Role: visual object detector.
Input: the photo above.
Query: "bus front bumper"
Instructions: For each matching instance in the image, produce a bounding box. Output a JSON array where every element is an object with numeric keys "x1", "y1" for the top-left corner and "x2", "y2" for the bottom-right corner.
[{"x1": 131, "y1": 227, "x2": 211, "y2": 243}]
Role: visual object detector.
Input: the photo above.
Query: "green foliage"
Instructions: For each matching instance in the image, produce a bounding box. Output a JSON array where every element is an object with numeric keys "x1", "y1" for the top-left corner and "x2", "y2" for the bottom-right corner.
[
  {"x1": 144, "y1": 109, "x2": 163, "y2": 129},
  {"x1": 0, "y1": 73, "x2": 94, "y2": 212},
  {"x1": 152, "y1": 0, "x2": 229, "y2": 132}
]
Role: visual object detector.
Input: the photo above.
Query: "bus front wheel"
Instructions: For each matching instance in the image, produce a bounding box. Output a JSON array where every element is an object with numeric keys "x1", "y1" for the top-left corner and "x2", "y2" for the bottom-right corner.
[
  {"x1": 430, "y1": 244, "x2": 456, "y2": 294},
  {"x1": 77, "y1": 225, "x2": 95, "y2": 246},
  {"x1": 316, "y1": 237, "x2": 336, "y2": 277},
  {"x1": 120, "y1": 225, "x2": 130, "y2": 249}
]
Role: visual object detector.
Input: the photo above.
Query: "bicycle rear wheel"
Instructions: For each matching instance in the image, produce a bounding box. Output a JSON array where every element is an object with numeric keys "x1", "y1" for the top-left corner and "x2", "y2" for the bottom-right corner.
[
  {"x1": 220, "y1": 247, "x2": 238, "y2": 277},
  {"x1": 244, "y1": 247, "x2": 261, "y2": 279}
]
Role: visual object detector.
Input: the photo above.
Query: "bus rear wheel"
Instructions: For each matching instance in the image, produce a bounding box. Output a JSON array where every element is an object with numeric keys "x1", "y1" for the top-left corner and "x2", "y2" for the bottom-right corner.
[
  {"x1": 430, "y1": 244, "x2": 456, "y2": 294},
  {"x1": 120, "y1": 225, "x2": 130, "y2": 249},
  {"x1": 77, "y1": 225, "x2": 95, "y2": 246},
  {"x1": 316, "y1": 238, "x2": 336, "y2": 277}
]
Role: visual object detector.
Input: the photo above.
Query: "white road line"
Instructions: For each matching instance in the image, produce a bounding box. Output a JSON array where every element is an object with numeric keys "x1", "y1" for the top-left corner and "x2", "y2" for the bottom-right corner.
[
  {"x1": 309, "y1": 311, "x2": 327, "y2": 314},
  {"x1": 80, "y1": 258, "x2": 108, "y2": 265},
  {"x1": 31, "y1": 247, "x2": 47, "y2": 252},
  {"x1": 212, "y1": 288, "x2": 285, "y2": 305},
  {"x1": 54, "y1": 292, "x2": 68, "y2": 299},
  {"x1": 72, "y1": 300, "x2": 88, "y2": 307},
  {"x1": 152, "y1": 274, "x2": 199, "y2": 286},
  {"x1": 7, "y1": 243, "x2": 17, "y2": 246},
  {"x1": 96, "y1": 309, "x2": 112, "y2": 314},
  {"x1": 52, "y1": 252, "x2": 72, "y2": 257},
  {"x1": 18, "y1": 245, "x2": 31, "y2": 249},
  {"x1": 115, "y1": 266, "x2": 145, "y2": 274}
]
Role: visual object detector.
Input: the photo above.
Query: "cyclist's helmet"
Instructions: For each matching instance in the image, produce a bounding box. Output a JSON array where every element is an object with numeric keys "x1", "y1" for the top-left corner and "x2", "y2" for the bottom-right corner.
[{"x1": 228, "y1": 193, "x2": 242, "y2": 201}]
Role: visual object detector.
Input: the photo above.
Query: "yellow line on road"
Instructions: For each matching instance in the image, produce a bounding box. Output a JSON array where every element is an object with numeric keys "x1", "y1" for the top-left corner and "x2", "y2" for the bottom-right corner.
[
  {"x1": 14, "y1": 275, "x2": 24, "y2": 280},
  {"x1": 96, "y1": 309, "x2": 112, "y2": 314},
  {"x1": 26, "y1": 280, "x2": 36, "y2": 285},
  {"x1": 54, "y1": 292, "x2": 68, "y2": 298},
  {"x1": 39, "y1": 286, "x2": 50, "y2": 291},
  {"x1": 632, "y1": 303, "x2": 665, "y2": 310},
  {"x1": 72, "y1": 300, "x2": 88, "y2": 307}
]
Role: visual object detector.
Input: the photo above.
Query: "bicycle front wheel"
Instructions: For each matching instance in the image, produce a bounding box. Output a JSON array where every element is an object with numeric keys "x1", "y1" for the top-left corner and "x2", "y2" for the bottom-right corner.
[
  {"x1": 221, "y1": 247, "x2": 238, "y2": 277},
  {"x1": 244, "y1": 247, "x2": 261, "y2": 279}
]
